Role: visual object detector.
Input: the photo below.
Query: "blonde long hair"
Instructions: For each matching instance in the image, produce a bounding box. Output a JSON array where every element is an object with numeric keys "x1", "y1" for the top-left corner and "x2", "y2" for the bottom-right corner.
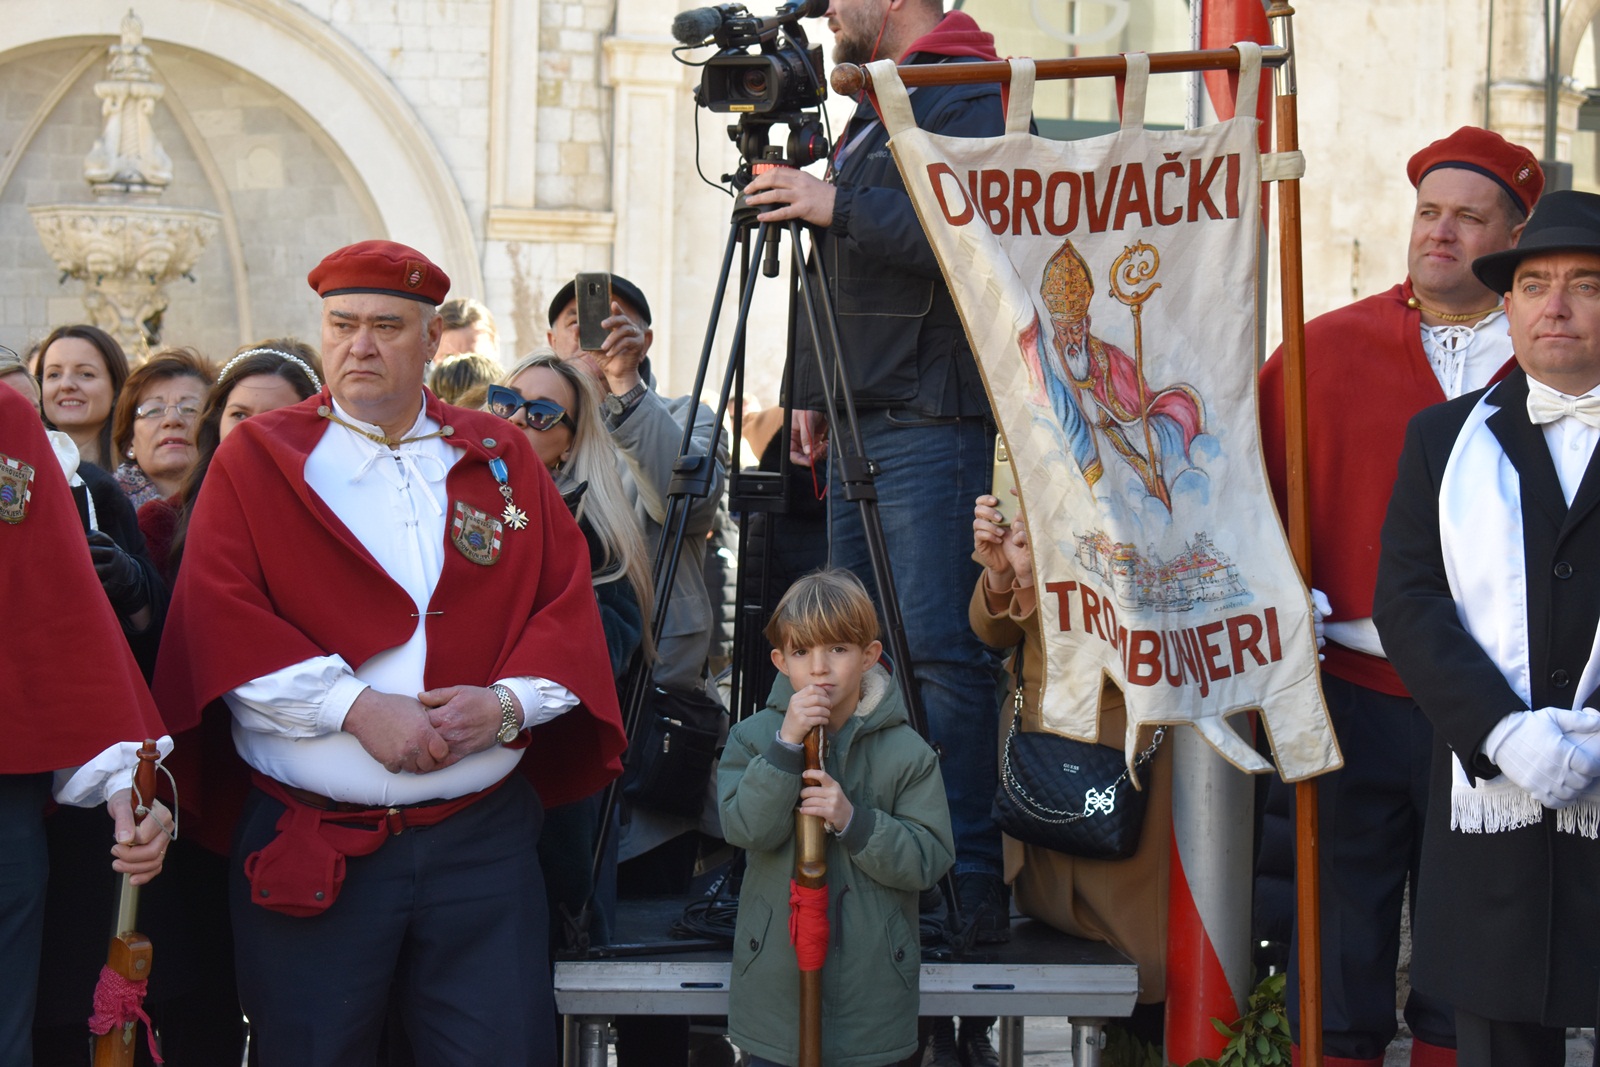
[{"x1": 500, "y1": 349, "x2": 654, "y2": 661}]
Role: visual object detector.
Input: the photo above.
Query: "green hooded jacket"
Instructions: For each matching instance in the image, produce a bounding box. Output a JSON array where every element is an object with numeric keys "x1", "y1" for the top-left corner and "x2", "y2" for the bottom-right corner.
[{"x1": 719, "y1": 665, "x2": 955, "y2": 1066}]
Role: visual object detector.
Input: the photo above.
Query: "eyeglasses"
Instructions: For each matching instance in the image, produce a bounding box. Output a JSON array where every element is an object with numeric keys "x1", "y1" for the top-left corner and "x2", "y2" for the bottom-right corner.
[
  {"x1": 486, "y1": 385, "x2": 572, "y2": 432},
  {"x1": 134, "y1": 401, "x2": 201, "y2": 422}
]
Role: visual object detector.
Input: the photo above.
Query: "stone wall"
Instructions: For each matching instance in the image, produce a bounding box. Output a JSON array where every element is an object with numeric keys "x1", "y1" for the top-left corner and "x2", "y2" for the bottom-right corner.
[{"x1": 0, "y1": 42, "x2": 371, "y2": 361}]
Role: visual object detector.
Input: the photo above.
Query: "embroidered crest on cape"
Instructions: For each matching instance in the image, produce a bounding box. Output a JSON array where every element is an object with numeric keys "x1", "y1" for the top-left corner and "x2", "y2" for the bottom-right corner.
[
  {"x1": 449, "y1": 501, "x2": 503, "y2": 565},
  {"x1": 0, "y1": 453, "x2": 35, "y2": 524}
]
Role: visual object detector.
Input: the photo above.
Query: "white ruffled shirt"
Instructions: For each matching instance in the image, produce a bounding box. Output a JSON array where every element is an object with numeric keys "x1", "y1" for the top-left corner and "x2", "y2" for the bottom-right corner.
[
  {"x1": 1323, "y1": 312, "x2": 1516, "y2": 660},
  {"x1": 224, "y1": 396, "x2": 576, "y2": 806}
]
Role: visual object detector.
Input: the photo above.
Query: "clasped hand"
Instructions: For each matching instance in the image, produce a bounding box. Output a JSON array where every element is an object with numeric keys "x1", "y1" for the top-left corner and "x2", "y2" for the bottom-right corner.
[
  {"x1": 1485, "y1": 705, "x2": 1600, "y2": 807},
  {"x1": 344, "y1": 685, "x2": 513, "y2": 775}
]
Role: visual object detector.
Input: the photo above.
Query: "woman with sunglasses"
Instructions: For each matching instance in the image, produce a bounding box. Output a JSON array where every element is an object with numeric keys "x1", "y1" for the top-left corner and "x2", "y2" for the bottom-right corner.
[
  {"x1": 490, "y1": 350, "x2": 653, "y2": 955},
  {"x1": 490, "y1": 350, "x2": 654, "y2": 676}
]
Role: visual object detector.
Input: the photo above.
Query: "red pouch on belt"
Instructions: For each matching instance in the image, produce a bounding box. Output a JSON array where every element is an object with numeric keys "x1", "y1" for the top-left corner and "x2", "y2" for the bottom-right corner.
[
  {"x1": 243, "y1": 801, "x2": 387, "y2": 917},
  {"x1": 243, "y1": 773, "x2": 503, "y2": 918}
]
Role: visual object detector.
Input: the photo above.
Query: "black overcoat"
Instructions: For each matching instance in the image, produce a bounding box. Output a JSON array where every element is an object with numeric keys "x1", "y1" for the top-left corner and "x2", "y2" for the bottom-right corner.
[{"x1": 1375, "y1": 367, "x2": 1600, "y2": 1024}]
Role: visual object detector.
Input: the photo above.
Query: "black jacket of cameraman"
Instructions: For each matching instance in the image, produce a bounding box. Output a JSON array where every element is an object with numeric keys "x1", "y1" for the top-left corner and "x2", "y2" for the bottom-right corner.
[{"x1": 789, "y1": 52, "x2": 1004, "y2": 420}]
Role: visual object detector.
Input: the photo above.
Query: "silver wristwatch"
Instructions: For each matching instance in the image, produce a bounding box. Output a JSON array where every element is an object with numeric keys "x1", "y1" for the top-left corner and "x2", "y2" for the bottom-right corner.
[{"x1": 491, "y1": 684, "x2": 521, "y2": 744}]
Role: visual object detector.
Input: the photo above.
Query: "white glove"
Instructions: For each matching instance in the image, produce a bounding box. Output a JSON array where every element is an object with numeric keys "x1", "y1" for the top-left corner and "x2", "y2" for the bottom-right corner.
[
  {"x1": 1482, "y1": 706, "x2": 1600, "y2": 808},
  {"x1": 1310, "y1": 588, "x2": 1331, "y2": 651}
]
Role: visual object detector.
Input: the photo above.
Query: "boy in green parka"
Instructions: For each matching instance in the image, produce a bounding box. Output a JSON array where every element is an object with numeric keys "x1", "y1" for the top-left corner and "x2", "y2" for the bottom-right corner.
[{"x1": 720, "y1": 568, "x2": 955, "y2": 1067}]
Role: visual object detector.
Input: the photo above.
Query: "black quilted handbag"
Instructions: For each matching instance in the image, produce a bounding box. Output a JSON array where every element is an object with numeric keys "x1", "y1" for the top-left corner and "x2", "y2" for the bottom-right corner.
[{"x1": 990, "y1": 646, "x2": 1163, "y2": 861}]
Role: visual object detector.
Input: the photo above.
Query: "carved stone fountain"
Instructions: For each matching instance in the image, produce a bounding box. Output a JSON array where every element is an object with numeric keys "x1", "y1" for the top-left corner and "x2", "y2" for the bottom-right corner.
[{"x1": 29, "y1": 10, "x2": 219, "y2": 359}]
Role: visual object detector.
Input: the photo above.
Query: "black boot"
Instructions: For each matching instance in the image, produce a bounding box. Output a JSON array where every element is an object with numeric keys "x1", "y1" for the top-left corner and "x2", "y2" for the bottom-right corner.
[
  {"x1": 923, "y1": 1016, "x2": 961, "y2": 1066},
  {"x1": 953, "y1": 872, "x2": 1010, "y2": 944},
  {"x1": 957, "y1": 1017, "x2": 999, "y2": 1067}
]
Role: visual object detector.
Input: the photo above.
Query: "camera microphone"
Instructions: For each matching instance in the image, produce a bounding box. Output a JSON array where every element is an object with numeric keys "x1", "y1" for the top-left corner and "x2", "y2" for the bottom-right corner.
[
  {"x1": 671, "y1": 6, "x2": 728, "y2": 47},
  {"x1": 673, "y1": 0, "x2": 828, "y2": 48},
  {"x1": 672, "y1": 5, "x2": 729, "y2": 46}
]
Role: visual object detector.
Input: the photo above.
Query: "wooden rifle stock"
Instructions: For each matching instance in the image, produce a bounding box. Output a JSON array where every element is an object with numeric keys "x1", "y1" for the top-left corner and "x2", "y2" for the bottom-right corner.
[
  {"x1": 795, "y1": 725, "x2": 827, "y2": 1067},
  {"x1": 92, "y1": 739, "x2": 161, "y2": 1067}
]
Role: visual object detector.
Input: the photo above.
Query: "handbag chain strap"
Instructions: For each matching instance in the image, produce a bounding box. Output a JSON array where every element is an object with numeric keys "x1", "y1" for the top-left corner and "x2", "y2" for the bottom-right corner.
[{"x1": 1000, "y1": 648, "x2": 1165, "y2": 825}]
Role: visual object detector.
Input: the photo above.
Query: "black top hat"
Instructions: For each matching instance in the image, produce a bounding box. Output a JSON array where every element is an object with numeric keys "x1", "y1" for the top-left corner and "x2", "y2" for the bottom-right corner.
[{"x1": 1473, "y1": 189, "x2": 1600, "y2": 294}]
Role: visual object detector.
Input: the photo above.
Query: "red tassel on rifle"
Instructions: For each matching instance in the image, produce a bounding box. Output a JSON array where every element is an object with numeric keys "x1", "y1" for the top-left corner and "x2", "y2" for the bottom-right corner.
[
  {"x1": 88, "y1": 964, "x2": 164, "y2": 1064},
  {"x1": 788, "y1": 880, "x2": 830, "y2": 972}
]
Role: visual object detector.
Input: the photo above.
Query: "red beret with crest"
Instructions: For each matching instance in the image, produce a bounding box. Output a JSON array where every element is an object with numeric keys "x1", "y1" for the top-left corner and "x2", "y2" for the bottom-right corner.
[
  {"x1": 1407, "y1": 127, "x2": 1543, "y2": 217},
  {"x1": 307, "y1": 240, "x2": 450, "y2": 305}
]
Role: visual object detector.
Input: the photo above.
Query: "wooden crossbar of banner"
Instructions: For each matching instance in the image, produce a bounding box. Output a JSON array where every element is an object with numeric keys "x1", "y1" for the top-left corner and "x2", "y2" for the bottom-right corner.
[
  {"x1": 835, "y1": 6, "x2": 1326, "y2": 1066},
  {"x1": 829, "y1": 46, "x2": 1288, "y2": 96}
]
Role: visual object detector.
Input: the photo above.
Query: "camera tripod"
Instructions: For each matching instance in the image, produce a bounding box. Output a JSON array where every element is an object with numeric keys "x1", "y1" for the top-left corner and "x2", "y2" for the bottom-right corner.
[{"x1": 563, "y1": 112, "x2": 977, "y2": 960}]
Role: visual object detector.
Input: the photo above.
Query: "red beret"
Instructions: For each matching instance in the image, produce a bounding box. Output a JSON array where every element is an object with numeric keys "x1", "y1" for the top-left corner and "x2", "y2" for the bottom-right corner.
[
  {"x1": 307, "y1": 240, "x2": 450, "y2": 305},
  {"x1": 1407, "y1": 127, "x2": 1543, "y2": 217}
]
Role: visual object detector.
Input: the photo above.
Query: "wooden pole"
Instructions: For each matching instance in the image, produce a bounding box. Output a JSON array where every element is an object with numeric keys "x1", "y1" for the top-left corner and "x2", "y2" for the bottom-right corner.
[
  {"x1": 830, "y1": 45, "x2": 1288, "y2": 96},
  {"x1": 795, "y1": 726, "x2": 828, "y2": 1067},
  {"x1": 1263, "y1": 6, "x2": 1324, "y2": 1067},
  {"x1": 92, "y1": 740, "x2": 161, "y2": 1067},
  {"x1": 832, "y1": 21, "x2": 1326, "y2": 1060}
]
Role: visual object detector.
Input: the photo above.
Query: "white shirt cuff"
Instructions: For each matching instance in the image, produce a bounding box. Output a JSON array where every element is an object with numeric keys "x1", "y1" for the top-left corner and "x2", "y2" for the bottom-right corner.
[
  {"x1": 321, "y1": 673, "x2": 372, "y2": 732},
  {"x1": 224, "y1": 654, "x2": 363, "y2": 738},
  {"x1": 496, "y1": 676, "x2": 578, "y2": 730},
  {"x1": 53, "y1": 735, "x2": 175, "y2": 808}
]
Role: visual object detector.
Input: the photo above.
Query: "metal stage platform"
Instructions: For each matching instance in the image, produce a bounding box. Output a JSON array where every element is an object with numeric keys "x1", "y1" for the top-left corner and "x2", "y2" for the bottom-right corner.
[{"x1": 554, "y1": 897, "x2": 1139, "y2": 1067}]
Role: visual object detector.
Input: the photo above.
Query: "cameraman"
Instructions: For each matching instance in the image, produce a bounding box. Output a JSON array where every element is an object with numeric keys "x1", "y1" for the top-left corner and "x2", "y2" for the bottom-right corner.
[{"x1": 743, "y1": 2, "x2": 1011, "y2": 1063}]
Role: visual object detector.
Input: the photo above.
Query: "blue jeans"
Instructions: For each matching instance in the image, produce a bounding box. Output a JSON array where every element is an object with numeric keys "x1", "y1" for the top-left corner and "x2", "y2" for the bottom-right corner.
[{"x1": 827, "y1": 408, "x2": 1003, "y2": 876}]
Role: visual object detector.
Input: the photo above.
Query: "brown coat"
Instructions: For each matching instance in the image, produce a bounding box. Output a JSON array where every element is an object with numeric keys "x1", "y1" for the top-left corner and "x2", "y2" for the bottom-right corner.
[{"x1": 970, "y1": 579, "x2": 1171, "y2": 1003}]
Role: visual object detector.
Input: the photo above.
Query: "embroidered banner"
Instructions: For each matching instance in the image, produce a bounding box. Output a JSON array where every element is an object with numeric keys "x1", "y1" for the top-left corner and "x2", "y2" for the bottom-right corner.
[{"x1": 873, "y1": 47, "x2": 1338, "y2": 780}]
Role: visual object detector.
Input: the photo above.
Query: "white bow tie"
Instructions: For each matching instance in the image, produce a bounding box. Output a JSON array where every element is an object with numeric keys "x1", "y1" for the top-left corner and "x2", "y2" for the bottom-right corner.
[{"x1": 1527, "y1": 389, "x2": 1600, "y2": 429}]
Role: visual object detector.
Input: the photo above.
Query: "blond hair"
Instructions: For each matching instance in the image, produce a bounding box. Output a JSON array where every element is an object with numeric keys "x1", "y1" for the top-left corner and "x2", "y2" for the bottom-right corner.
[
  {"x1": 764, "y1": 568, "x2": 880, "y2": 652},
  {"x1": 500, "y1": 349, "x2": 654, "y2": 659}
]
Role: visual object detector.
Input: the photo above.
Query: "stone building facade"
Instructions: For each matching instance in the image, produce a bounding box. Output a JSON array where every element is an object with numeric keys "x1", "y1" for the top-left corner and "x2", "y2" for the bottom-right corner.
[{"x1": 2, "y1": 1, "x2": 1599, "y2": 395}]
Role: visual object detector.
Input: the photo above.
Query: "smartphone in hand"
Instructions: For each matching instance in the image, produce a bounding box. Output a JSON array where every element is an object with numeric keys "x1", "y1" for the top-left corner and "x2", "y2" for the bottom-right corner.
[
  {"x1": 575, "y1": 273, "x2": 612, "y2": 352},
  {"x1": 991, "y1": 438, "x2": 1020, "y2": 526}
]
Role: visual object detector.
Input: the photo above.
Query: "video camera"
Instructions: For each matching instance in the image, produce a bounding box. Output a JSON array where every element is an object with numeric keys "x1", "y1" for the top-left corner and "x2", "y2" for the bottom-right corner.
[{"x1": 671, "y1": 0, "x2": 828, "y2": 115}]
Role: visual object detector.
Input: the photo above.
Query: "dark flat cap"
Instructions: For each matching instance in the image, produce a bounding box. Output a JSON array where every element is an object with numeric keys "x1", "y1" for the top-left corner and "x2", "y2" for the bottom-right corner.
[{"x1": 547, "y1": 274, "x2": 652, "y2": 327}]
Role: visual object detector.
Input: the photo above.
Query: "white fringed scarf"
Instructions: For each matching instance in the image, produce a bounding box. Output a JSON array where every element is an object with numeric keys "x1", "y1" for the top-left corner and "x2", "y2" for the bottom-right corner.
[{"x1": 1437, "y1": 389, "x2": 1600, "y2": 838}]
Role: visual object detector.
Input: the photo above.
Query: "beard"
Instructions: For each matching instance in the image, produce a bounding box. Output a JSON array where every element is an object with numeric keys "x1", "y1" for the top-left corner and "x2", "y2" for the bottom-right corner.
[
  {"x1": 831, "y1": 3, "x2": 886, "y2": 67},
  {"x1": 833, "y1": 30, "x2": 877, "y2": 67}
]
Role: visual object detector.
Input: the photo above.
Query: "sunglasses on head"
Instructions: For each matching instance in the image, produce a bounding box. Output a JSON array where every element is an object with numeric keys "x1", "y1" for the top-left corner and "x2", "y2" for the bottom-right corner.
[{"x1": 486, "y1": 385, "x2": 572, "y2": 432}]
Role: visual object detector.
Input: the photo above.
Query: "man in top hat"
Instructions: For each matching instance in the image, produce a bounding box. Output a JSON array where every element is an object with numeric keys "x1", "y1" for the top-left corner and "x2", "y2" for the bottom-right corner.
[
  {"x1": 1376, "y1": 188, "x2": 1600, "y2": 1067},
  {"x1": 1258, "y1": 127, "x2": 1543, "y2": 1067},
  {"x1": 154, "y1": 240, "x2": 626, "y2": 1066}
]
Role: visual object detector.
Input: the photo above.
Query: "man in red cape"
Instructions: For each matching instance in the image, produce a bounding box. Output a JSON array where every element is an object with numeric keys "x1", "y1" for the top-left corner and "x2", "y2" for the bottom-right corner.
[
  {"x1": 153, "y1": 240, "x2": 625, "y2": 1066},
  {"x1": 1, "y1": 384, "x2": 171, "y2": 1065},
  {"x1": 1257, "y1": 128, "x2": 1542, "y2": 1067}
]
